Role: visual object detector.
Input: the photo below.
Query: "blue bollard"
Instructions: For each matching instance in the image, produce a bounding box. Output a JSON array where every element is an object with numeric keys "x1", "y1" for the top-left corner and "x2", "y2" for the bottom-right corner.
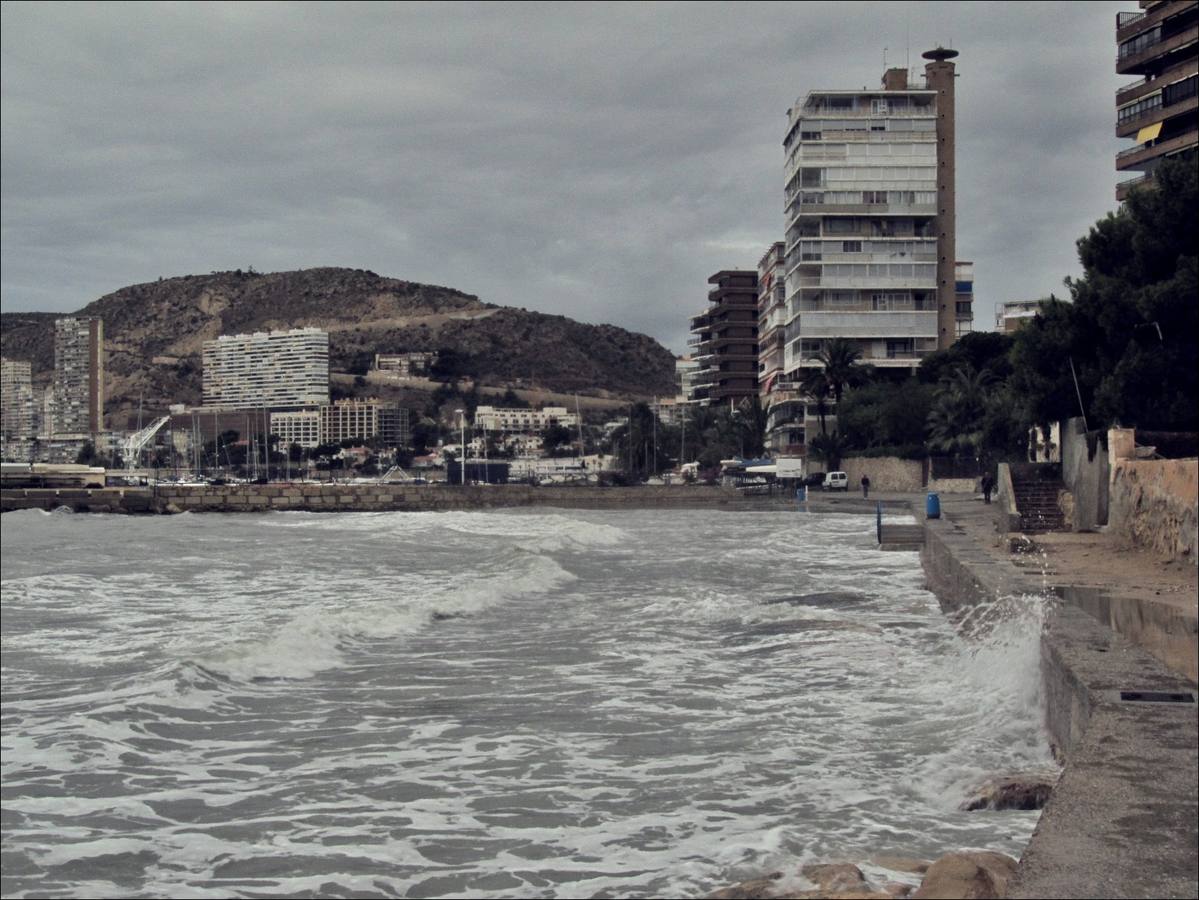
[
  {"x1": 926, "y1": 491, "x2": 941, "y2": 519},
  {"x1": 795, "y1": 485, "x2": 807, "y2": 509}
]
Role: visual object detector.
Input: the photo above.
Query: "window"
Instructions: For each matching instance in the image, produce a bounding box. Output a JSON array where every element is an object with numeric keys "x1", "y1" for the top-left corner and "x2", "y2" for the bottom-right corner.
[
  {"x1": 871, "y1": 99, "x2": 888, "y2": 114},
  {"x1": 864, "y1": 191, "x2": 886, "y2": 204},
  {"x1": 801, "y1": 131, "x2": 822, "y2": 141},
  {"x1": 800, "y1": 168, "x2": 824, "y2": 187},
  {"x1": 842, "y1": 241, "x2": 862, "y2": 253},
  {"x1": 886, "y1": 339, "x2": 914, "y2": 358},
  {"x1": 826, "y1": 218, "x2": 857, "y2": 234}
]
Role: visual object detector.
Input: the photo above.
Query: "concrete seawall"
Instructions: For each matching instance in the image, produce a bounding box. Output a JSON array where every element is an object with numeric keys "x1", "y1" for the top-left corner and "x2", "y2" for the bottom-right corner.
[
  {"x1": 922, "y1": 514, "x2": 1198, "y2": 898},
  {"x1": 2, "y1": 484, "x2": 786, "y2": 514},
  {"x1": 1, "y1": 484, "x2": 917, "y2": 515}
]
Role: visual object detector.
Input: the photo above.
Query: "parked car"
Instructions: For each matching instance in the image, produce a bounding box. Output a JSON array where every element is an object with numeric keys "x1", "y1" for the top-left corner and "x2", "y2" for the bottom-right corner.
[
  {"x1": 803, "y1": 472, "x2": 826, "y2": 487},
  {"x1": 822, "y1": 471, "x2": 849, "y2": 491}
]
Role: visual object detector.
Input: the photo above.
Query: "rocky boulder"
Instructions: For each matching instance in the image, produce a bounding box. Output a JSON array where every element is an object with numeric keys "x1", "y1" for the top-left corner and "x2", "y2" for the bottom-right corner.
[
  {"x1": 911, "y1": 851, "x2": 1017, "y2": 899},
  {"x1": 962, "y1": 773, "x2": 1056, "y2": 811}
]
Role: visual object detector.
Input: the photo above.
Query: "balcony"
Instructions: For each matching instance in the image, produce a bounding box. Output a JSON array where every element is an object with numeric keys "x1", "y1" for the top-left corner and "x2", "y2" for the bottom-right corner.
[
  {"x1": 1117, "y1": 2, "x2": 1193, "y2": 44},
  {"x1": 1117, "y1": 88, "x2": 1197, "y2": 137},
  {"x1": 1116, "y1": 128, "x2": 1199, "y2": 170},
  {"x1": 1116, "y1": 60, "x2": 1198, "y2": 105},
  {"x1": 800, "y1": 310, "x2": 938, "y2": 339},
  {"x1": 1118, "y1": 24, "x2": 1199, "y2": 75},
  {"x1": 798, "y1": 103, "x2": 935, "y2": 119},
  {"x1": 1116, "y1": 171, "x2": 1156, "y2": 200},
  {"x1": 793, "y1": 275, "x2": 937, "y2": 290}
]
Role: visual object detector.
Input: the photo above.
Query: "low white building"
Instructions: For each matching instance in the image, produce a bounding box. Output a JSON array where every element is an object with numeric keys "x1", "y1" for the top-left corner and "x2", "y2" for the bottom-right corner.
[{"x1": 474, "y1": 405, "x2": 577, "y2": 433}]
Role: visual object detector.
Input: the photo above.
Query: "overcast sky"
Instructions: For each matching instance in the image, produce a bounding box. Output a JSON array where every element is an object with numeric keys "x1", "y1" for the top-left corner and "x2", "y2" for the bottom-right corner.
[{"x1": 2, "y1": 1, "x2": 1127, "y2": 353}]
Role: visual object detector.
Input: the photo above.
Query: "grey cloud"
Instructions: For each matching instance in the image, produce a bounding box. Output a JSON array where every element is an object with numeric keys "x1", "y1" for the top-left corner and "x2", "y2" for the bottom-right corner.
[{"x1": 2, "y1": 1, "x2": 1127, "y2": 352}]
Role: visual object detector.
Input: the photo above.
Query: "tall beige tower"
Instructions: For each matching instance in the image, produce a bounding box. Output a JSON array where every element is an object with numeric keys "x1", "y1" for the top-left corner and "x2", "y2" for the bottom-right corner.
[
  {"x1": 923, "y1": 47, "x2": 958, "y2": 351},
  {"x1": 52, "y1": 316, "x2": 105, "y2": 435}
]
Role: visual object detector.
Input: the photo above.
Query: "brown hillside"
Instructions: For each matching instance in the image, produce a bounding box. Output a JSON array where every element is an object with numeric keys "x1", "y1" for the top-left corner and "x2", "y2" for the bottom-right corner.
[{"x1": 0, "y1": 267, "x2": 675, "y2": 428}]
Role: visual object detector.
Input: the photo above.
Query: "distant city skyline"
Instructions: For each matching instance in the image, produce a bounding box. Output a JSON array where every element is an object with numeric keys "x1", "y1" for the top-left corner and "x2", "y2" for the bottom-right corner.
[{"x1": 1, "y1": 1, "x2": 1127, "y2": 353}]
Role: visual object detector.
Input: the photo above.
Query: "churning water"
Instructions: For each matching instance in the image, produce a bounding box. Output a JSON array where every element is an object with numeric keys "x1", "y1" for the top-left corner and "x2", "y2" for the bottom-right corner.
[{"x1": 1, "y1": 506, "x2": 1054, "y2": 898}]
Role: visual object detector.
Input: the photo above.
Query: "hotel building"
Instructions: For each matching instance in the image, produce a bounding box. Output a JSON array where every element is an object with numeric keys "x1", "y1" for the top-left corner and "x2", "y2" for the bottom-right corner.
[
  {"x1": 473, "y1": 406, "x2": 578, "y2": 433},
  {"x1": 202, "y1": 328, "x2": 329, "y2": 409}
]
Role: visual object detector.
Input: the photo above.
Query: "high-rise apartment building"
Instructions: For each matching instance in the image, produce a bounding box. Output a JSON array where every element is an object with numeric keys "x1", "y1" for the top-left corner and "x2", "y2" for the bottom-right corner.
[
  {"x1": 52, "y1": 316, "x2": 105, "y2": 435},
  {"x1": 1, "y1": 358, "x2": 36, "y2": 460},
  {"x1": 202, "y1": 328, "x2": 329, "y2": 409},
  {"x1": 757, "y1": 243, "x2": 803, "y2": 453},
  {"x1": 1115, "y1": 1, "x2": 1198, "y2": 200},
  {"x1": 779, "y1": 51, "x2": 963, "y2": 443},
  {"x1": 687, "y1": 270, "x2": 760, "y2": 407}
]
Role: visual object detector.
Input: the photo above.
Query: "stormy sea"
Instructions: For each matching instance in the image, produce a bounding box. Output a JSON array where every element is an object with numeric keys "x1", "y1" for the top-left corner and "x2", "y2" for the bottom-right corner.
[{"x1": 0, "y1": 506, "x2": 1053, "y2": 898}]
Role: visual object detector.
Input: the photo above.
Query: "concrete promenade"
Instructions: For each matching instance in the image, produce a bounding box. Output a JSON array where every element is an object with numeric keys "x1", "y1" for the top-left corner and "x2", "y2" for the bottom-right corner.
[{"x1": 925, "y1": 495, "x2": 1198, "y2": 899}]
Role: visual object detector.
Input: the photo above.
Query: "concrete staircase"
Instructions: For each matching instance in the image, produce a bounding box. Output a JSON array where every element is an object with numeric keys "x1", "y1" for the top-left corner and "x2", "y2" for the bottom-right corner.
[{"x1": 1011, "y1": 465, "x2": 1067, "y2": 533}]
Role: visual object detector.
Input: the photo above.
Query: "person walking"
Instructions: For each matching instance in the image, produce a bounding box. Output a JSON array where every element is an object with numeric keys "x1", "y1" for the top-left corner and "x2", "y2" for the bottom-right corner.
[
  {"x1": 861, "y1": 475, "x2": 870, "y2": 498},
  {"x1": 981, "y1": 473, "x2": 994, "y2": 504}
]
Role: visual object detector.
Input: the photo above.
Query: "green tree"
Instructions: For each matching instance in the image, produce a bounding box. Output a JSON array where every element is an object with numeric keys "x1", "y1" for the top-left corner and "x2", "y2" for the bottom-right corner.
[
  {"x1": 808, "y1": 432, "x2": 849, "y2": 471},
  {"x1": 838, "y1": 379, "x2": 935, "y2": 454},
  {"x1": 926, "y1": 365, "x2": 995, "y2": 456},
  {"x1": 542, "y1": 423, "x2": 574, "y2": 457},
  {"x1": 1011, "y1": 156, "x2": 1198, "y2": 432},
  {"x1": 919, "y1": 331, "x2": 1014, "y2": 385},
  {"x1": 816, "y1": 337, "x2": 870, "y2": 405},
  {"x1": 799, "y1": 368, "x2": 832, "y2": 436}
]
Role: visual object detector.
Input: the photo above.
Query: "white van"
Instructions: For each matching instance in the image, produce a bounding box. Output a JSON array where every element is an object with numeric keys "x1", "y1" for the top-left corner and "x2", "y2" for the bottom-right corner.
[{"x1": 822, "y1": 471, "x2": 849, "y2": 491}]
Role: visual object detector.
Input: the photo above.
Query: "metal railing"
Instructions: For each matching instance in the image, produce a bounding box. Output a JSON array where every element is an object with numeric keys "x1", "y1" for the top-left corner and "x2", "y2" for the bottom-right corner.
[{"x1": 1117, "y1": 10, "x2": 1147, "y2": 27}]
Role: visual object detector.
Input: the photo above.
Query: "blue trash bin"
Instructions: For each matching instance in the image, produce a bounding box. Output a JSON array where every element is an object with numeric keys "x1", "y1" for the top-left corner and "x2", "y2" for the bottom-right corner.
[{"x1": 926, "y1": 491, "x2": 941, "y2": 519}]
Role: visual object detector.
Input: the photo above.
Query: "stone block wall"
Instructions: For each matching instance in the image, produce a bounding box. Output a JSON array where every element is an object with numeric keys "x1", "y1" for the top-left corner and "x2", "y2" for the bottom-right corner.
[
  {"x1": 840, "y1": 456, "x2": 924, "y2": 492},
  {"x1": 1108, "y1": 457, "x2": 1198, "y2": 565}
]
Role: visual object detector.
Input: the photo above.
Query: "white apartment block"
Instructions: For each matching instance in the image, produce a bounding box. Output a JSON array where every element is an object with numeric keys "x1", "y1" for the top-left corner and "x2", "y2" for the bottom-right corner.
[
  {"x1": 757, "y1": 243, "x2": 803, "y2": 454},
  {"x1": 270, "y1": 410, "x2": 321, "y2": 449},
  {"x1": 202, "y1": 328, "x2": 329, "y2": 409},
  {"x1": 1, "y1": 358, "x2": 35, "y2": 461},
  {"x1": 473, "y1": 406, "x2": 577, "y2": 433},
  {"x1": 675, "y1": 356, "x2": 700, "y2": 401},
  {"x1": 782, "y1": 53, "x2": 964, "y2": 385}
]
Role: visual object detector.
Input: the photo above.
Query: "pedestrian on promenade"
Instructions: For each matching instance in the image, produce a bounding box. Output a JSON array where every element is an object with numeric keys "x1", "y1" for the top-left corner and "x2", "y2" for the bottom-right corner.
[
  {"x1": 981, "y1": 473, "x2": 994, "y2": 504},
  {"x1": 861, "y1": 475, "x2": 870, "y2": 498}
]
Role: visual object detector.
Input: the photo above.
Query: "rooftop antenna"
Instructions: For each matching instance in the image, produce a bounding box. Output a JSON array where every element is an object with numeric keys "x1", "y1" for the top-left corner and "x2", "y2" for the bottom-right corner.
[
  {"x1": 883, "y1": 46, "x2": 888, "y2": 69},
  {"x1": 906, "y1": 21, "x2": 910, "y2": 72}
]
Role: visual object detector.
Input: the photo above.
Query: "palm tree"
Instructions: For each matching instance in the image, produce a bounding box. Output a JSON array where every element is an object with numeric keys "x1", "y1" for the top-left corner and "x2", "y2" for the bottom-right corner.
[
  {"x1": 816, "y1": 337, "x2": 867, "y2": 404},
  {"x1": 808, "y1": 431, "x2": 849, "y2": 471},
  {"x1": 926, "y1": 365, "x2": 995, "y2": 455},
  {"x1": 799, "y1": 368, "x2": 832, "y2": 436}
]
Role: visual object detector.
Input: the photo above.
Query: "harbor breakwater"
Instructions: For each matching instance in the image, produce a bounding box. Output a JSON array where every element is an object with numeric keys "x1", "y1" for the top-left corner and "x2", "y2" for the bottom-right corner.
[{"x1": 1, "y1": 483, "x2": 907, "y2": 515}]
